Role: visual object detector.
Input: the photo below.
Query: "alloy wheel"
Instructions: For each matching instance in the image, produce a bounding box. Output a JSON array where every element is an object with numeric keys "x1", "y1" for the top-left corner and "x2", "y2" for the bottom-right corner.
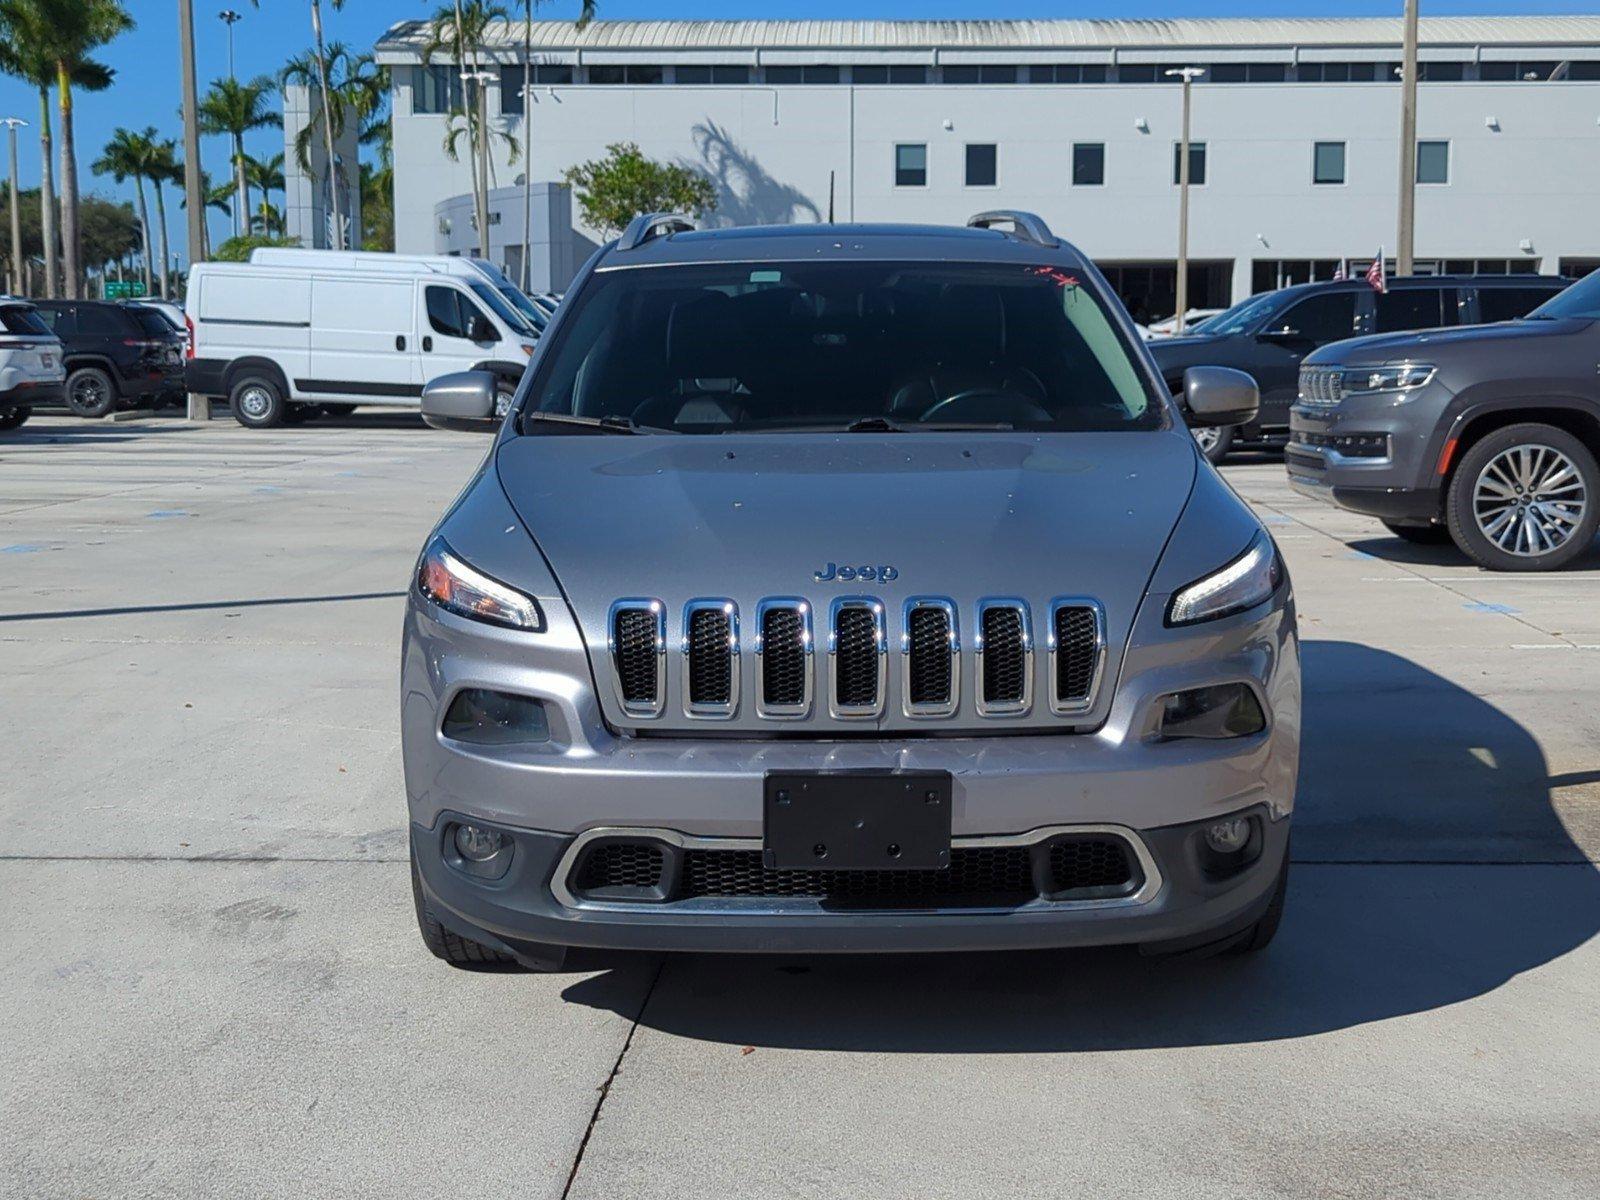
[
  {"x1": 1472, "y1": 444, "x2": 1589, "y2": 558},
  {"x1": 1190, "y1": 425, "x2": 1221, "y2": 454}
]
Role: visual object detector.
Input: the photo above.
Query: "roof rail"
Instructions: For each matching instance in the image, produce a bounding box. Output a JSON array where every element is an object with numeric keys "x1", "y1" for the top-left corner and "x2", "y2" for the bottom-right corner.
[
  {"x1": 618, "y1": 212, "x2": 696, "y2": 251},
  {"x1": 966, "y1": 210, "x2": 1059, "y2": 249}
]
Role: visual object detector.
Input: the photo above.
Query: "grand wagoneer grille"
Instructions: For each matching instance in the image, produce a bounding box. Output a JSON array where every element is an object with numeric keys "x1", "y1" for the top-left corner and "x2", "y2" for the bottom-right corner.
[
  {"x1": 1299, "y1": 366, "x2": 1345, "y2": 406},
  {"x1": 607, "y1": 595, "x2": 1105, "y2": 725}
]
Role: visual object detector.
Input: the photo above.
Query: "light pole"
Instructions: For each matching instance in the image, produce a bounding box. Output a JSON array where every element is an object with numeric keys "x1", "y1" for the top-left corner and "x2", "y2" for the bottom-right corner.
[
  {"x1": 1166, "y1": 66, "x2": 1205, "y2": 334},
  {"x1": 219, "y1": 9, "x2": 242, "y2": 80},
  {"x1": 3, "y1": 118, "x2": 25, "y2": 296},
  {"x1": 461, "y1": 69, "x2": 496, "y2": 260},
  {"x1": 1396, "y1": 0, "x2": 1421, "y2": 276},
  {"x1": 179, "y1": 0, "x2": 208, "y2": 419}
]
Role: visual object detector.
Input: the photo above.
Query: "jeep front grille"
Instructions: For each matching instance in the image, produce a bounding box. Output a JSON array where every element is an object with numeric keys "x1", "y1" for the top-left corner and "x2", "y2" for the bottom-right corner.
[
  {"x1": 756, "y1": 600, "x2": 811, "y2": 717},
  {"x1": 609, "y1": 600, "x2": 666, "y2": 717},
  {"x1": 1049, "y1": 601, "x2": 1104, "y2": 714},
  {"x1": 976, "y1": 600, "x2": 1031, "y2": 715},
  {"x1": 903, "y1": 599, "x2": 957, "y2": 717},
  {"x1": 682, "y1": 600, "x2": 738, "y2": 717},
  {"x1": 830, "y1": 599, "x2": 886, "y2": 717}
]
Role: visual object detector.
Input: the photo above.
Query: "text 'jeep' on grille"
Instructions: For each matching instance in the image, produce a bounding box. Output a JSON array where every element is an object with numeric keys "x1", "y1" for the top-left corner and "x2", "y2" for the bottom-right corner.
[{"x1": 403, "y1": 212, "x2": 1300, "y2": 972}]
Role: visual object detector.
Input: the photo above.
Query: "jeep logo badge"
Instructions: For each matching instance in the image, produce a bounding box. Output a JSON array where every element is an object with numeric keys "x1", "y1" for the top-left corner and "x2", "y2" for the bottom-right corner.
[{"x1": 814, "y1": 562, "x2": 899, "y2": 583}]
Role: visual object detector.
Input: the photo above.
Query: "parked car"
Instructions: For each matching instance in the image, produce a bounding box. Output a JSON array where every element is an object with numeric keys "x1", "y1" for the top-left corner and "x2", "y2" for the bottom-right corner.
[
  {"x1": 184, "y1": 259, "x2": 537, "y2": 428},
  {"x1": 1143, "y1": 308, "x2": 1224, "y2": 339},
  {"x1": 126, "y1": 299, "x2": 186, "y2": 334},
  {"x1": 402, "y1": 211, "x2": 1298, "y2": 972},
  {"x1": 1289, "y1": 270, "x2": 1600, "y2": 571},
  {"x1": 1151, "y1": 275, "x2": 1571, "y2": 462},
  {"x1": 0, "y1": 298, "x2": 65, "y2": 431},
  {"x1": 31, "y1": 299, "x2": 185, "y2": 418}
]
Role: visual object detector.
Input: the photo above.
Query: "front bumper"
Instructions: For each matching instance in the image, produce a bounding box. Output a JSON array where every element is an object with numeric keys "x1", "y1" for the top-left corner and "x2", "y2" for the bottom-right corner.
[
  {"x1": 412, "y1": 807, "x2": 1290, "y2": 957},
  {"x1": 1286, "y1": 387, "x2": 1451, "y2": 524}
]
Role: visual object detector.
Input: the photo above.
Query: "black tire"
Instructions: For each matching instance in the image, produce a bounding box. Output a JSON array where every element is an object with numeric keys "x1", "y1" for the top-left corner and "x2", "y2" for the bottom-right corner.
[
  {"x1": 1445, "y1": 423, "x2": 1600, "y2": 572},
  {"x1": 65, "y1": 366, "x2": 117, "y2": 419},
  {"x1": 0, "y1": 405, "x2": 28, "y2": 431},
  {"x1": 1381, "y1": 520, "x2": 1452, "y2": 545},
  {"x1": 410, "y1": 849, "x2": 522, "y2": 970},
  {"x1": 229, "y1": 374, "x2": 286, "y2": 429},
  {"x1": 1225, "y1": 854, "x2": 1289, "y2": 956}
]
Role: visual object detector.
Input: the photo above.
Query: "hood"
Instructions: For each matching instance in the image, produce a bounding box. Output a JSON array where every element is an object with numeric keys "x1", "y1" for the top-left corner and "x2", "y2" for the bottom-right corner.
[
  {"x1": 1307, "y1": 318, "x2": 1586, "y2": 365},
  {"x1": 495, "y1": 430, "x2": 1199, "y2": 732}
]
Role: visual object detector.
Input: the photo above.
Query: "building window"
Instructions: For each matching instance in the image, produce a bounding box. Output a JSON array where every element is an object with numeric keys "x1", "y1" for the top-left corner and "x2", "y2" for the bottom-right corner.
[
  {"x1": 943, "y1": 65, "x2": 1017, "y2": 84},
  {"x1": 674, "y1": 65, "x2": 750, "y2": 84},
  {"x1": 894, "y1": 143, "x2": 927, "y2": 187},
  {"x1": 1029, "y1": 64, "x2": 1107, "y2": 83},
  {"x1": 1173, "y1": 142, "x2": 1207, "y2": 185},
  {"x1": 1417, "y1": 61, "x2": 1467, "y2": 82},
  {"x1": 964, "y1": 143, "x2": 997, "y2": 187},
  {"x1": 1209, "y1": 62, "x2": 1286, "y2": 83},
  {"x1": 1416, "y1": 140, "x2": 1449, "y2": 184},
  {"x1": 499, "y1": 65, "x2": 572, "y2": 113},
  {"x1": 1296, "y1": 62, "x2": 1387, "y2": 83},
  {"x1": 414, "y1": 66, "x2": 463, "y2": 114},
  {"x1": 765, "y1": 65, "x2": 839, "y2": 84},
  {"x1": 1313, "y1": 141, "x2": 1345, "y2": 185},
  {"x1": 852, "y1": 65, "x2": 927, "y2": 84},
  {"x1": 588, "y1": 65, "x2": 663, "y2": 85},
  {"x1": 1071, "y1": 142, "x2": 1104, "y2": 186},
  {"x1": 1117, "y1": 64, "x2": 1159, "y2": 83}
]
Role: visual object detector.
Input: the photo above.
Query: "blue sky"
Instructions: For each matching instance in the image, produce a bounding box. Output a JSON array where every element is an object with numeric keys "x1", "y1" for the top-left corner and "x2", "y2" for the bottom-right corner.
[{"x1": 0, "y1": 1, "x2": 1587, "y2": 256}]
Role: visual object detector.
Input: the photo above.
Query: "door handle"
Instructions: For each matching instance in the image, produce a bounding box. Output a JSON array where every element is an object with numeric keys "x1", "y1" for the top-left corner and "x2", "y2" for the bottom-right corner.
[
  {"x1": 422, "y1": 336, "x2": 433, "y2": 352},
  {"x1": 395, "y1": 335, "x2": 406, "y2": 351}
]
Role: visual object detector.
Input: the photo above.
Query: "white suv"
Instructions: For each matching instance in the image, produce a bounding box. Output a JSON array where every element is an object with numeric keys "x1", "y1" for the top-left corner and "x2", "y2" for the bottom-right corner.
[{"x1": 0, "y1": 299, "x2": 65, "y2": 431}]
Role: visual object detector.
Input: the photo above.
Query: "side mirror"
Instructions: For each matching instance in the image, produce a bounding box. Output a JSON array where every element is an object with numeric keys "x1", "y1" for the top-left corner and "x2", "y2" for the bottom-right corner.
[
  {"x1": 469, "y1": 315, "x2": 498, "y2": 343},
  {"x1": 421, "y1": 370, "x2": 500, "y2": 432},
  {"x1": 1184, "y1": 365, "x2": 1259, "y2": 428}
]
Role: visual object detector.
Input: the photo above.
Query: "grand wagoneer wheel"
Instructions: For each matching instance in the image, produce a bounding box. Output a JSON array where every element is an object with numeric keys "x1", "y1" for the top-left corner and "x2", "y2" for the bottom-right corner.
[{"x1": 1447, "y1": 423, "x2": 1599, "y2": 572}]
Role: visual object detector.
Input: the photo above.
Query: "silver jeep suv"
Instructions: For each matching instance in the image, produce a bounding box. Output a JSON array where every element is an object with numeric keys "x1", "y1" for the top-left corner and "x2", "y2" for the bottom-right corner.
[{"x1": 402, "y1": 212, "x2": 1299, "y2": 970}]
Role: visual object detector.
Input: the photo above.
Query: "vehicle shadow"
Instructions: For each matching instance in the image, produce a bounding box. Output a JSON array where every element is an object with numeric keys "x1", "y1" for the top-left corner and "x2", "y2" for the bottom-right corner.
[
  {"x1": 1345, "y1": 531, "x2": 1600, "y2": 571},
  {"x1": 556, "y1": 640, "x2": 1600, "y2": 1051}
]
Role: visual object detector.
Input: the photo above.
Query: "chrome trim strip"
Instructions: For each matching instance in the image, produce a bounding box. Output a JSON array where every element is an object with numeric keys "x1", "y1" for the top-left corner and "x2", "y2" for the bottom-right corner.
[
  {"x1": 681, "y1": 598, "x2": 740, "y2": 720},
  {"x1": 753, "y1": 597, "x2": 813, "y2": 720},
  {"x1": 551, "y1": 823, "x2": 1162, "y2": 915},
  {"x1": 973, "y1": 598, "x2": 1033, "y2": 717},
  {"x1": 1045, "y1": 597, "x2": 1107, "y2": 717},
  {"x1": 607, "y1": 598, "x2": 667, "y2": 719},
  {"x1": 827, "y1": 596, "x2": 888, "y2": 719},
  {"x1": 900, "y1": 597, "x2": 960, "y2": 719}
]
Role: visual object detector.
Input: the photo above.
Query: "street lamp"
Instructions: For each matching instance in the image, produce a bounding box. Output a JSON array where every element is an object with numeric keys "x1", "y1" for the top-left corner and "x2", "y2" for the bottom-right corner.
[
  {"x1": 1165, "y1": 66, "x2": 1205, "y2": 335},
  {"x1": 2, "y1": 117, "x2": 25, "y2": 296},
  {"x1": 219, "y1": 10, "x2": 242, "y2": 81},
  {"x1": 460, "y1": 69, "x2": 497, "y2": 260}
]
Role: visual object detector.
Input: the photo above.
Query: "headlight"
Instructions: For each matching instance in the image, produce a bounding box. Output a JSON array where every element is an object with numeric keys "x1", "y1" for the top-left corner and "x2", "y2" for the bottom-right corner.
[
  {"x1": 416, "y1": 536, "x2": 544, "y2": 631},
  {"x1": 1342, "y1": 363, "x2": 1435, "y2": 397},
  {"x1": 1167, "y1": 532, "x2": 1283, "y2": 626}
]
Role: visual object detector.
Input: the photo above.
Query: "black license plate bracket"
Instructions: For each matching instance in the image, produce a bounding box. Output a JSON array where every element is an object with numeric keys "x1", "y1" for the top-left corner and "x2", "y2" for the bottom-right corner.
[{"x1": 763, "y1": 771, "x2": 953, "y2": 871}]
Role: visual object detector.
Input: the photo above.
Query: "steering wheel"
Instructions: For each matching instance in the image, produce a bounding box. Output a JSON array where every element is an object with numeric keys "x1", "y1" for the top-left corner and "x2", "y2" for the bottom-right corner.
[{"x1": 919, "y1": 389, "x2": 1053, "y2": 426}]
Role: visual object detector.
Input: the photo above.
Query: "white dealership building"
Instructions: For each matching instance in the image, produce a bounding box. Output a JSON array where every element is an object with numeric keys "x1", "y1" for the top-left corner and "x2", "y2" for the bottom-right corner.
[{"x1": 374, "y1": 16, "x2": 1600, "y2": 316}]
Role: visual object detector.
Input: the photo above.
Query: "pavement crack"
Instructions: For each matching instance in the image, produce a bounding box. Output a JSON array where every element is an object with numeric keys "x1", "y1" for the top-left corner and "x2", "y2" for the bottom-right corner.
[{"x1": 561, "y1": 955, "x2": 667, "y2": 1200}]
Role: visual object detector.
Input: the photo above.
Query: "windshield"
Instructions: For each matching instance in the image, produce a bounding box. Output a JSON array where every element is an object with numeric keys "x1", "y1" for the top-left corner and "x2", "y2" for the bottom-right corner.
[
  {"x1": 1527, "y1": 271, "x2": 1600, "y2": 320},
  {"x1": 1198, "y1": 292, "x2": 1283, "y2": 337},
  {"x1": 132, "y1": 308, "x2": 178, "y2": 337},
  {"x1": 0, "y1": 304, "x2": 51, "y2": 336},
  {"x1": 519, "y1": 261, "x2": 1163, "y2": 434},
  {"x1": 473, "y1": 261, "x2": 548, "y2": 332},
  {"x1": 466, "y1": 281, "x2": 534, "y2": 336}
]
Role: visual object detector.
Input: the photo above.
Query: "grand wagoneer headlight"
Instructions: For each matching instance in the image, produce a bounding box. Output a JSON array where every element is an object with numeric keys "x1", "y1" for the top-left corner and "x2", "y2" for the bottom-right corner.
[
  {"x1": 1342, "y1": 363, "x2": 1436, "y2": 396},
  {"x1": 1167, "y1": 533, "x2": 1283, "y2": 626},
  {"x1": 417, "y1": 536, "x2": 544, "y2": 631}
]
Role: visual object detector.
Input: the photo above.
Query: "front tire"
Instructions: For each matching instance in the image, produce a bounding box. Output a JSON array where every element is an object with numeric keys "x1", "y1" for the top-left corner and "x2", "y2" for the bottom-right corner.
[
  {"x1": 1446, "y1": 423, "x2": 1599, "y2": 572},
  {"x1": 0, "y1": 405, "x2": 28, "y2": 431},
  {"x1": 1225, "y1": 855, "x2": 1289, "y2": 955},
  {"x1": 229, "y1": 374, "x2": 286, "y2": 429},
  {"x1": 1382, "y1": 520, "x2": 1452, "y2": 546},
  {"x1": 65, "y1": 366, "x2": 117, "y2": 419}
]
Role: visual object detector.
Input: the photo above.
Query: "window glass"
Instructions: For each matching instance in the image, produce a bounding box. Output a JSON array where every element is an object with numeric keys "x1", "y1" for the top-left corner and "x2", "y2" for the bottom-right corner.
[
  {"x1": 965, "y1": 143, "x2": 997, "y2": 187},
  {"x1": 1478, "y1": 287, "x2": 1562, "y2": 323},
  {"x1": 499, "y1": 65, "x2": 572, "y2": 112},
  {"x1": 1527, "y1": 272, "x2": 1600, "y2": 320},
  {"x1": 853, "y1": 65, "x2": 926, "y2": 84},
  {"x1": 1071, "y1": 143, "x2": 1104, "y2": 186},
  {"x1": 425, "y1": 286, "x2": 469, "y2": 338},
  {"x1": 0, "y1": 305, "x2": 50, "y2": 336},
  {"x1": 1375, "y1": 289, "x2": 1445, "y2": 333},
  {"x1": 75, "y1": 306, "x2": 129, "y2": 336},
  {"x1": 894, "y1": 143, "x2": 926, "y2": 187},
  {"x1": 519, "y1": 261, "x2": 1162, "y2": 434},
  {"x1": 765, "y1": 65, "x2": 838, "y2": 84},
  {"x1": 1313, "y1": 141, "x2": 1345, "y2": 185},
  {"x1": 943, "y1": 65, "x2": 1016, "y2": 84},
  {"x1": 589, "y1": 65, "x2": 662, "y2": 85},
  {"x1": 131, "y1": 308, "x2": 176, "y2": 337},
  {"x1": 1201, "y1": 292, "x2": 1283, "y2": 336},
  {"x1": 1029, "y1": 64, "x2": 1107, "y2": 84},
  {"x1": 415, "y1": 66, "x2": 462, "y2": 114},
  {"x1": 1418, "y1": 62, "x2": 1466, "y2": 81},
  {"x1": 1275, "y1": 293, "x2": 1358, "y2": 343},
  {"x1": 1416, "y1": 140, "x2": 1449, "y2": 184},
  {"x1": 1118, "y1": 64, "x2": 1158, "y2": 83},
  {"x1": 1173, "y1": 142, "x2": 1207, "y2": 185}
]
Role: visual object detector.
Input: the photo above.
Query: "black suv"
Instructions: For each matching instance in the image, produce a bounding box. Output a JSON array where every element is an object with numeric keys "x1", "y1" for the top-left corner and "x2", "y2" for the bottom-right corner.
[
  {"x1": 1289, "y1": 271, "x2": 1600, "y2": 572},
  {"x1": 31, "y1": 299, "x2": 186, "y2": 418},
  {"x1": 1150, "y1": 275, "x2": 1570, "y2": 461}
]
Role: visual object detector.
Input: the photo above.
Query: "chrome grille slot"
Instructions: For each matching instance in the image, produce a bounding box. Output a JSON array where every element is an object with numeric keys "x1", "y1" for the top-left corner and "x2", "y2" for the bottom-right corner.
[
  {"x1": 1299, "y1": 366, "x2": 1344, "y2": 406},
  {"x1": 829, "y1": 598, "x2": 886, "y2": 718},
  {"x1": 902, "y1": 598, "x2": 958, "y2": 717},
  {"x1": 975, "y1": 600, "x2": 1032, "y2": 716},
  {"x1": 756, "y1": 599, "x2": 812, "y2": 718},
  {"x1": 682, "y1": 599, "x2": 738, "y2": 718},
  {"x1": 609, "y1": 600, "x2": 666, "y2": 718},
  {"x1": 1049, "y1": 599, "x2": 1104, "y2": 715}
]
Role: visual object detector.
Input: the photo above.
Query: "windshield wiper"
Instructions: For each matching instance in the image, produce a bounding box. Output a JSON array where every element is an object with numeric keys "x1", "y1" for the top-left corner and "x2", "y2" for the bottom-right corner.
[
  {"x1": 839, "y1": 417, "x2": 1016, "y2": 433},
  {"x1": 523, "y1": 411, "x2": 659, "y2": 435}
]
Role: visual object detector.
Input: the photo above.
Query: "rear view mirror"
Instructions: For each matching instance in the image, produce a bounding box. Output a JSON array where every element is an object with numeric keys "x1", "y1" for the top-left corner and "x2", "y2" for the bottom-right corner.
[
  {"x1": 422, "y1": 370, "x2": 499, "y2": 432},
  {"x1": 1183, "y1": 366, "x2": 1259, "y2": 428}
]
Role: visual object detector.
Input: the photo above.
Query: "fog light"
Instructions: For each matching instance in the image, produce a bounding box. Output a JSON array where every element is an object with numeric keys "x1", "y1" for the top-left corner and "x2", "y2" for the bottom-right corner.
[
  {"x1": 454, "y1": 824, "x2": 507, "y2": 862},
  {"x1": 1159, "y1": 683, "x2": 1266, "y2": 740},
  {"x1": 1205, "y1": 818, "x2": 1252, "y2": 855},
  {"x1": 442, "y1": 688, "x2": 550, "y2": 745}
]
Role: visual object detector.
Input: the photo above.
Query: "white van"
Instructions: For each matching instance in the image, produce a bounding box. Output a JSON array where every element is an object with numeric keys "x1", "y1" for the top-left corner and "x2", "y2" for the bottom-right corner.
[
  {"x1": 249, "y1": 247, "x2": 551, "y2": 335},
  {"x1": 184, "y1": 260, "x2": 536, "y2": 428}
]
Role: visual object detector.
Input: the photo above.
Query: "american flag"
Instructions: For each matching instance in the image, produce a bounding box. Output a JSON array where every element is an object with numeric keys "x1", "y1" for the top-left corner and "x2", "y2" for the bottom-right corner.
[
  {"x1": 1365, "y1": 250, "x2": 1387, "y2": 293},
  {"x1": 1331, "y1": 260, "x2": 1348, "y2": 281}
]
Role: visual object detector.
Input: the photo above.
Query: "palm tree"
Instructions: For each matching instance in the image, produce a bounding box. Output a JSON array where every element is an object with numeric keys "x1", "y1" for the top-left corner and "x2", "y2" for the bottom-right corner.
[
  {"x1": 0, "y1": 1, "x2": 62, "y2": 296},
  {"x1": 90, "y1": 126, "x2": 157, "y2": 293},
  {"x1": 197, "y1": 74, "x2": 279, "y2": 238},
  {"x1": 175, "y1": 166, "x2": 231, "y2": 259},
  {"x1": 147, "y1": 136, "x2": 178, "y2": 295},
  {"x1": 40, "y1": 0, "x2": 134, "y2": 298},
  {"x1": 243, "y1": 152, "x2": 284, "y2": 235},
  {"x1": 422, "y1": 1, "x2": 509, "y2": 258}
]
